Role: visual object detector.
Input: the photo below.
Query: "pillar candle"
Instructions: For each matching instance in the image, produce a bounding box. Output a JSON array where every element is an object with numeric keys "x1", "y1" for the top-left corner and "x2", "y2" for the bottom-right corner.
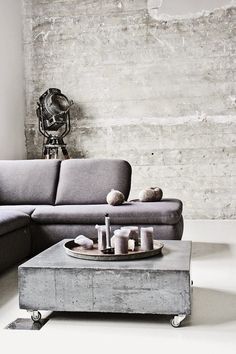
[
  {"x1": 140, "y1": 227, "x2": 154, "y2": 251},
  {"x1": 114, "y1": 230, "x2": 129, "y2": 254},
  {"x1": 128, "y1": 239, "x2": 135, "y2": 251},
  {"x1": 95, "y1": 225, "x2": 107, "y2": 251}
]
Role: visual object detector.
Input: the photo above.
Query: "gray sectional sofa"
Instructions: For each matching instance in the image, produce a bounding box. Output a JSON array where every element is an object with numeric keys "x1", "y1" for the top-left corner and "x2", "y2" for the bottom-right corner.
[{"x1": 0, "y1": 159, "x2": 183, "y2": 273}]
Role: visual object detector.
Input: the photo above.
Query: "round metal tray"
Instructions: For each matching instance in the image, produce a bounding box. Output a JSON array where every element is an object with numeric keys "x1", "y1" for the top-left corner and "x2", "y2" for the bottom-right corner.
[{"x1": 64, "y1": 240, "x2": 164, "y2": 261}]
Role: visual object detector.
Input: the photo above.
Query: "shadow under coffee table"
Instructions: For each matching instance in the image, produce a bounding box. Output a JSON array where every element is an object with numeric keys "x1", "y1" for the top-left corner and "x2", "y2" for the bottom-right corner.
[{"x1": 18, "y1": 239, "x2": 192, "y2": 328}]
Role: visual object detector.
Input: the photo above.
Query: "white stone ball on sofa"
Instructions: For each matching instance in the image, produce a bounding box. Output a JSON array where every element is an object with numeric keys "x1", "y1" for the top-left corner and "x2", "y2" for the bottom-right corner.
[
  {"x1": 138, "y1": 188, "x2": 156, "y2": 202},
  {"x1": 153, "y1": 187, "x2": 163, "y2": 201},
  {"x1": 139, "y1": 187, "x2": 163, "y2": 202},
  {"x1": 106, "y1": 189, "x2": 125, "y2": 206}
]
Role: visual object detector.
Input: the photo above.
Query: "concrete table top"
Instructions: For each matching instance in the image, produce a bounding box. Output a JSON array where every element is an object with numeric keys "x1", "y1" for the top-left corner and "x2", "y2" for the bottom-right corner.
[{"x1": 19, "y1": 239, "x2": 191, "y2": 271}]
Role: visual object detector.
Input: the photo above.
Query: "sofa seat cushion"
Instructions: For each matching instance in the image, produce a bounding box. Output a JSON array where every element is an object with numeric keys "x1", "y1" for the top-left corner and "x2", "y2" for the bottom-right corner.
[
  {"x1": 0, "y1": 210, "x2": 30, "y2": 236},
  {"x1": 0, "y1": 205, "x2": 37, "y2": 215},
  {"x1": 31, "y1": 199, "x2": 182, "y2": 225}
]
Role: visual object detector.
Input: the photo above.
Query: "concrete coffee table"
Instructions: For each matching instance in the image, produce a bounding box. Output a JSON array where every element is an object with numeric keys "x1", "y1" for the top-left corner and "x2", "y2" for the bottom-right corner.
[{"x1": 18, "y1": 239, "x2": 192, "y2": 327}]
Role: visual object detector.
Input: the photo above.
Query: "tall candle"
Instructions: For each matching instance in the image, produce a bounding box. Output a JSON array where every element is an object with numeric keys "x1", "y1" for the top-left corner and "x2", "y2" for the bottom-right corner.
[
  {"x1": 105, "y1": 213, "x2": 111, "y2": 248},
  {"x1": 140, "y1": 227, "x2": 154, "y2": 251}
]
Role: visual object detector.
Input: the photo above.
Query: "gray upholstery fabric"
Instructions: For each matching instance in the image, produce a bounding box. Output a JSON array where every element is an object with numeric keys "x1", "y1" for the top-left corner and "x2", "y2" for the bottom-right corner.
[
  {"x1": 0, "y1": 210, "x2": 30, "y2": 236},
  {"x1": 32, "y1": 199, "x2": 182, "y2": 225},
  {"x1": 55, "y1": 159, "x2": 132, "y2": 205},
  {"x1": 0, "y1": 227, "x2": 31, "y2": 273},
  {"x1": 0, "y1": 160, "x2": 60, "y2": 205},
  {"x1": 30, "y1": 217, "x2": 183, "y2": 254},
  {"x1": 0, "y1": 205, "x2": 37, "y2": 215}
]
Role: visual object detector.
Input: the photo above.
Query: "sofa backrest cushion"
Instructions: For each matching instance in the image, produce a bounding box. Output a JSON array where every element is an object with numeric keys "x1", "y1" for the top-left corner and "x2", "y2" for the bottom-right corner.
[
  {"x1": 55, "y1": 159, "x2": 132, "y2": 205},
  {"x1": 0, "y1": 160, "x2": 60, "y2": 205}
]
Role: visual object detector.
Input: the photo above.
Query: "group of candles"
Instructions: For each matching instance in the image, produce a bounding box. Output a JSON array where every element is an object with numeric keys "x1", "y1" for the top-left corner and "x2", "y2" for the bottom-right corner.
[{"x1": 95, "y1": 215, "x2": 154, "y2": 255}]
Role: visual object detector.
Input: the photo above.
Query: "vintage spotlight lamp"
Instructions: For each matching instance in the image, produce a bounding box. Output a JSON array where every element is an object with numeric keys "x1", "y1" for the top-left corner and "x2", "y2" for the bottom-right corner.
[{"x1": 36, "y1": 88, "x2": 73, "y2": 159}]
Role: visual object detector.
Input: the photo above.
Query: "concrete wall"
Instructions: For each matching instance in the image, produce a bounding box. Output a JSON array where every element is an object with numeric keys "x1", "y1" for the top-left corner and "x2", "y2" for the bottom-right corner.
[
  {"x1": 23, "y1": 0, "x2": 236, "y2": 218},
  {"x1": 0, "y1": 0, "x2": 26, "y2": 159},
  {"x1": 148, "y1": 0, "x2": 232, "y2": 18}
]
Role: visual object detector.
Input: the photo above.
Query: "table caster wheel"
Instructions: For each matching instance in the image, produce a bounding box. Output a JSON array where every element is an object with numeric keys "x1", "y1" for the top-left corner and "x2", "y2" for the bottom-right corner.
[
  {"x1": 171, "y1": 318, "x2": 180, "y2": 328},
  {"x1": 31, "y1": 311, "x2": 42, "y2": 322},
  {"x1": 170, "y1": 314, "x2": 186, "y2": 328}
]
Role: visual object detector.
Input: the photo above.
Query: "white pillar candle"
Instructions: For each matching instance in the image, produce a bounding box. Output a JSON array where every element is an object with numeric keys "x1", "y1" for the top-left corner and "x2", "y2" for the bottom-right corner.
[
  {"x1": 140, "y1": 227, "x2": 154, "y2": 251},
  {"x1": 114, "y1": 230, "x2": 129, "y2": 254},
  {"x1": 95, "y1": 225, "x2": 107, "y2": 251},
  {"x1": 128, "y1": 239, "x2": 135, "y2": 251}
]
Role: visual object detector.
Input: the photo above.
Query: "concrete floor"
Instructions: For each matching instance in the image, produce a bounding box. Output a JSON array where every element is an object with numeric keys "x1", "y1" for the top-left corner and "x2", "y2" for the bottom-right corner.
[{"x1": 0, "y1": 220, "x2": 235, "y2": 354}]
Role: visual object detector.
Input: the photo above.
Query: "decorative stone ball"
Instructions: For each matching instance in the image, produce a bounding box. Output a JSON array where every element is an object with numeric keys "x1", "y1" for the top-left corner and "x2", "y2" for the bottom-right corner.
[
  {"x1": 152, "y1": 187, "x2": 163, "y2": 201},
  {"x1": 138, "y1": 188, "x2": 156, "y2": 202},
  {"x1": 106, "y1": 189, "x2": 125, "y2": 206},
  {"x1": 139, "y1": 187, "x2": 163, "y2": 202}
]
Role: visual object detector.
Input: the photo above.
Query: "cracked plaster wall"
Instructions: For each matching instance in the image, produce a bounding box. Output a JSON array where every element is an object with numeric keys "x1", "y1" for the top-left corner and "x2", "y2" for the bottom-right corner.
[{"x1": 23, "y1": 0, "x2": 236, "y2": 218}]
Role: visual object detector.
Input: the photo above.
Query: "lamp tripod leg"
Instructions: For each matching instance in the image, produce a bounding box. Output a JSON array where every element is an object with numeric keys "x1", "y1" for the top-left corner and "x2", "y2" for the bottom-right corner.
[
  {"x1": 52, "y1": 148, "x2": 59, "y2": 159},
  {"x1": 61, "y1": 147, "x2": 70, "y2": 159},
  {"x1": 44, "y1": 147, "x2": 50, "y2": 159}
]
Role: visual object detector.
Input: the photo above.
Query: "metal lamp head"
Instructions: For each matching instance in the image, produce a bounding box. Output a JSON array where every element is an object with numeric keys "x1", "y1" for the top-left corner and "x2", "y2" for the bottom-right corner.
[
  {"x1": 37, "y1": 88, "x2": 73, "y2": 131},
  {"x1": 44, "y1": 90, "x2": 73, "y2": 116}
]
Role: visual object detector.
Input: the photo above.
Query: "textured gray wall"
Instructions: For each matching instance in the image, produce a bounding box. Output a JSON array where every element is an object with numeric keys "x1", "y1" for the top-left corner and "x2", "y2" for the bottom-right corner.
[{"x1": 23, "y1": 0, "x2": 236, "y2": 219}]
